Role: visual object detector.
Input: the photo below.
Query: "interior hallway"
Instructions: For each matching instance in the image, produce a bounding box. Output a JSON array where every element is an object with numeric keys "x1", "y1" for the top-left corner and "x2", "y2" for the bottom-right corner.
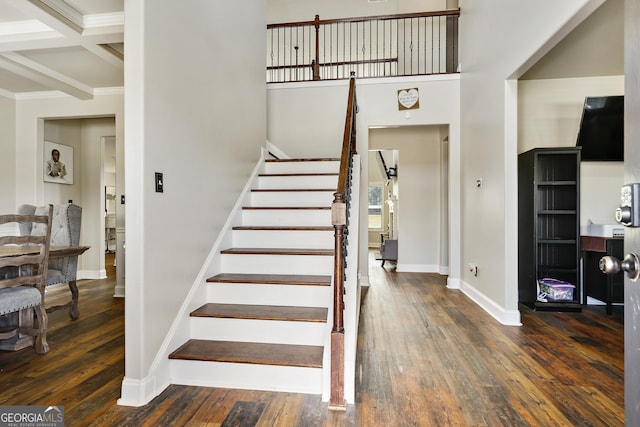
[{"x1": 0, "y1": 252, "x2": 624, "y2": 426}]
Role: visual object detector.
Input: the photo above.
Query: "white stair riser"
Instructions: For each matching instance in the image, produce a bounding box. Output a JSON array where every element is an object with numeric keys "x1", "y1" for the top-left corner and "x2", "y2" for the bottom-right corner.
[
  {"x1": 232, "y1": 229, "x2": 334, "y2": 249},
  {"x1": 250, "y1": 191, "x2": 334, "y2": 207},
  {"x1": 208, "y1": 283, "x2": 332, "y2": 307},
  {"x1": 222, "y1": 254, "x2": 333, "y2": 274},
  {"x1": 221, "y1": 254, "x2": 333, "y2": 275},
  {"x1": 190, "y1": 317, "x2": 327, "y2": 345},
  {"x1": 258, "y1": 175, "x2": 338, "y2": 189},
  {"x1": 265, "y1": 161, "x2": 339, "y2": 175},
  {"x1": 171, "y1": 360, "x2": 323, "y2": 394},
  {"x1": 242, "y1": 209, "x2": 331, "y2": 226}
]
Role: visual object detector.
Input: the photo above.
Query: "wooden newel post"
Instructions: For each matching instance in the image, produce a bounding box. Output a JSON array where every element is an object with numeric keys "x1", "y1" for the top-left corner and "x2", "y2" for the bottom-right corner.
[
  {"x1": 313, "y1": 15, "x2": 321, "y2": 81},
  {"x1": 330, "y1": 193, "x2": 346, "y2": 410}
]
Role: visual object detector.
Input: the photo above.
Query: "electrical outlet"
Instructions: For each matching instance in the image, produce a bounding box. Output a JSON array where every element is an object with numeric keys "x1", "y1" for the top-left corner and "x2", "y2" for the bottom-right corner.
[{"x1": 468, "y1": 263, "x2": 478, "y2": 277}]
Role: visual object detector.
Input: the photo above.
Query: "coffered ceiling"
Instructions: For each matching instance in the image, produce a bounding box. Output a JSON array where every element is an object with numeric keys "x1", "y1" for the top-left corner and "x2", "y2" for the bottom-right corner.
[{"x1": 0, "y1": 0, "x2": 123, "y2": 100}]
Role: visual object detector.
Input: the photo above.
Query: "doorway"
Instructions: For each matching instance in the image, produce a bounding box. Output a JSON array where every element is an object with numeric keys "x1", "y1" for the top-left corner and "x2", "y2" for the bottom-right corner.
[
  {"x1": 368, "y1": 125, "x2": 450, "y2": 273},
  {"x1": 42, "y1": 117, "x2": 123, "y2": 286}
]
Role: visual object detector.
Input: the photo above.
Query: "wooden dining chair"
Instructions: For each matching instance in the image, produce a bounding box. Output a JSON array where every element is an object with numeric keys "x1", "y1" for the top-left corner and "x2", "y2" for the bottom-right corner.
[
  {"x1": 18, "y1": 203, "x2": 83, "y2": 319},
  {"x1": 0, "y1": 205, "x2": 53, "y2": 354}
]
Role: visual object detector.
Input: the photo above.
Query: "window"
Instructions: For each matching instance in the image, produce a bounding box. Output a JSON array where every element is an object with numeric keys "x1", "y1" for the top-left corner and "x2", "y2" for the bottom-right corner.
[{"x1": 368, "y1": 185, "x2": 383, "y2": 229}]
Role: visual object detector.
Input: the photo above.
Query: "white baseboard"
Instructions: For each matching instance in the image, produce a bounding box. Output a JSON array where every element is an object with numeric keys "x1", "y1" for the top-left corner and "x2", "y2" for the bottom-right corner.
[
  {"x1": 266, "y1": 141, "x2": 290, "y2": 159},
  {"x1": 396, "y1": 263, "x2": 439, "y2": 273},
  {"x1": 77, "y1": 269, "x2": 105, "y2": 280},
  {"x1": 446, "y1": 277, "x2": 461, "y2": 289},
  {"x1": 117, "y1": 376, "x2": 168, "y2": 407},
  {"x1": 113, "y1": 284, "x2": 125, "y2": 298},
  {"x1": 459, "y1": 280, "x2": 521, "y2": 326},
  {"x1": 359, "y1": 275, "x2": 370, "y2": 287}
]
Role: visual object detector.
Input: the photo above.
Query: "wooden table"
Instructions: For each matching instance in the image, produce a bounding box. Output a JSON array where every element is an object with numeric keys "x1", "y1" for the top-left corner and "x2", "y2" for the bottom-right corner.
[{"x1": 0, "y1": 245, "x2": 89, "y2": 351}]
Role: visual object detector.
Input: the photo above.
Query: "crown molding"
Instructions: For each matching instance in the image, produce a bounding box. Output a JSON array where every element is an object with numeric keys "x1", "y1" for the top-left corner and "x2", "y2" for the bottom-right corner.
[
  {"x1": 37, "y1": 0, "x2": 83, "y2": 28},
  {"x1": 83, "y1": 12, "x2": 125, "y2": 29}
]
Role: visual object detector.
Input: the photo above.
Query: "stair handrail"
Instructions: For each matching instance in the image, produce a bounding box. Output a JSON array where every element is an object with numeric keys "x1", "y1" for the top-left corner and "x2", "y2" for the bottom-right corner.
[
  {"x1": 267, "y1": 9, "x2": 460, "y2": 82},
  {"x1": 330, "y1": 71, "x2": 357, "y2": 409}
]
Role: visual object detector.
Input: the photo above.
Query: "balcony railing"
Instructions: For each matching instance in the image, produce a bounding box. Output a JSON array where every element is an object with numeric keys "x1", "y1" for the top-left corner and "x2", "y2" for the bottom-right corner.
[{"x1": 267, "y1": 9, "x2": 459, "y2": 83}]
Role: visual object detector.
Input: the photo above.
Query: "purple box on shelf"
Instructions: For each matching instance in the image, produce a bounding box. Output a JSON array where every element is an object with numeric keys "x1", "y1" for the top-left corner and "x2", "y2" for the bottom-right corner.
[{"x1": 538, "y1": 278, "x2": 575, "y2": 301}]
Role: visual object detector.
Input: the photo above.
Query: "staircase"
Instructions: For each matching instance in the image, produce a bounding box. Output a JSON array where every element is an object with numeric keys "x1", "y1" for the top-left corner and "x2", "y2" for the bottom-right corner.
[{"x1": 169, "y1": 158, "x2": 339, "y2": 395}]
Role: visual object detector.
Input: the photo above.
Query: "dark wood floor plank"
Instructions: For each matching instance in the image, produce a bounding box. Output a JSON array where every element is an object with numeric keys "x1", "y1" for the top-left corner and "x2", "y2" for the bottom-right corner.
[
  {"x1": 0, "y1": 251, "x2": 624, "y2": 426},
  {"x1": 221, "y1": 401, "x2": 265, "y2": 426}
]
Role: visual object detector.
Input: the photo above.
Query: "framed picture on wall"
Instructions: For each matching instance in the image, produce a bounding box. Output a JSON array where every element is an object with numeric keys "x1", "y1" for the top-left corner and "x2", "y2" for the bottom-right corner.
[{"x1": 44, "y1": 141, "x2": 74, "y2": 184}]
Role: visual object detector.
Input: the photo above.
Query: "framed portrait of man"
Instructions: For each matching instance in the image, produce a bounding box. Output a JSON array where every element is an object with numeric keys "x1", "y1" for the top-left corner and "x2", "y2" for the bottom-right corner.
[{"x1": 44, "y1": 141, "x2": 74, "y2": 184}]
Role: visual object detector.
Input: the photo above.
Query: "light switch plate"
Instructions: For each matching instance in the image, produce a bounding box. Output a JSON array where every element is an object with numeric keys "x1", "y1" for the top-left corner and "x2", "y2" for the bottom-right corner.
[{"x1": 155, "y1": 172, "x2": 164, "y2": 193}]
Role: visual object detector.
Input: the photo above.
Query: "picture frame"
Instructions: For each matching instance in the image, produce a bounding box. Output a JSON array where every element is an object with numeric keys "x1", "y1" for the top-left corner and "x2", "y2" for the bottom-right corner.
[{"x1": 44, "y1": 141, "x2": 74, "y2": 184}]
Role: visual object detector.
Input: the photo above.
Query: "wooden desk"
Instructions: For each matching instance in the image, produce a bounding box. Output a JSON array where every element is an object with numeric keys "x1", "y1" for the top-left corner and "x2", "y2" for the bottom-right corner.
[
  {"x1": 581, "y1": 236, "x2": 623, "y2": 314},
  {"x1": 0, "y1": 245, "x2": 89, "y2": 351}
]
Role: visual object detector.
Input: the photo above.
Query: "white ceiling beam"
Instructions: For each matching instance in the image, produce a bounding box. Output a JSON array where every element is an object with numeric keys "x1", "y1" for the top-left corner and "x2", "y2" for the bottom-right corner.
[
  {"x1": 13, "y1": 0, "x2": 124, "y2": 66},
  {"x1": 0, "y1": 52, "x2": 93, "y2": 99},
  {"x1": 0, "y1": 36, "x2": 75, "y2": 53}
]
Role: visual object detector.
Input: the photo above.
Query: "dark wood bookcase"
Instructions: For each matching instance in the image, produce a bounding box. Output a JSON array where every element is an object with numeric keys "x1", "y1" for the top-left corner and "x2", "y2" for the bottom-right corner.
[{"x1": 518, "y1": 147, "x2": 581, "y2": 311}]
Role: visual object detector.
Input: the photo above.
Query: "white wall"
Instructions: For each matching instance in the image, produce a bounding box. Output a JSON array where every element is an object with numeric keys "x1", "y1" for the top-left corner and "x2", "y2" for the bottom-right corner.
[
  {"x1": 0, "y1": 96, "x2": 16, "y2": 216},
  {"x1": 518, "y1": 75, "x2": 624, "y2": 232},
  {"x1": 268, "y1": 81, "x2": 350, "y2": 157},
  {"x1": 268, "y1": 74, "x2": 460, "y2": 289},
  {"x1": 458, "y1": 0, "x2": 605, "y2": 325},
  {"x1": 121, "y1": 0, "x2": 267, "y2": 404}
]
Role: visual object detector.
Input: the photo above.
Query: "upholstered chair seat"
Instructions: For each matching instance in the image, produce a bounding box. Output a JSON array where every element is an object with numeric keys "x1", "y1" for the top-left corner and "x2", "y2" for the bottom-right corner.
[{"x1": 0, "y1": 206, "x2": 53, "y2": 354}]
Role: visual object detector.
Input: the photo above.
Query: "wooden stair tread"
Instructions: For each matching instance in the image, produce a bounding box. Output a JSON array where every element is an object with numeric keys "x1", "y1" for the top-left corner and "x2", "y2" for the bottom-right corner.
[
  {"x1": 232, "y1": 226, "x2": 333, "y2": 231},
  {"x1": 251, "y1": 188, "x2": 335, "y2": 192},
  {"x1": 207, "y1": 273, "x2": 331, "y2": 286},
  {"x1": 220, "y1": 248, "x2": 333, "y2": 256},
  {"x1": 169, "y1": 339, "x2": 324, "y2": 368},
  {"x1": 242, "y1": 206, "x2": 330, "y2": 210},
  {"x1": 191, "y1": 303, "x2": 328, "y2": 322},
  {"x1": 259, "y1": 173, "x2": 338, "y2": 177},
  {"x1": 265, "y1": 158, "x2": 340, "y2": 162}
]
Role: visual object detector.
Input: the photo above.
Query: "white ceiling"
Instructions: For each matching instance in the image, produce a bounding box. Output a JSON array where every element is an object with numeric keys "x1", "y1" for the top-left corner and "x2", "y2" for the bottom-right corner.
[{"x1": 0, "y1": 0, "x2": 123, "y2": 100}]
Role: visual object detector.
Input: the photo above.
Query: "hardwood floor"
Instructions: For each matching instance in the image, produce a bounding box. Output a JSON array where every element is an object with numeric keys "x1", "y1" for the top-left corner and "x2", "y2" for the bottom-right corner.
[{"x1": 0, "y1": 252, "x2": 624, "y2": 426}]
